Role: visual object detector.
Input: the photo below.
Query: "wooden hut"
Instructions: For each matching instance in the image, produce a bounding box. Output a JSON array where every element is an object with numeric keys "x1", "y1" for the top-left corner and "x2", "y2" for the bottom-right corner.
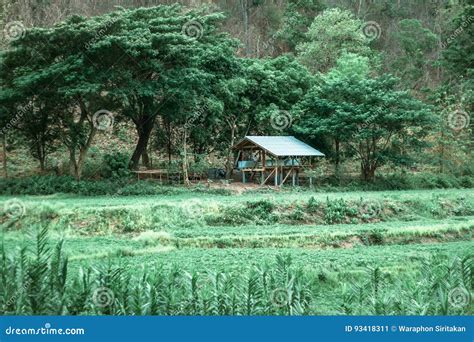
[{"x1": 233, "y1": 136, "x2": 325, "y2": 186}]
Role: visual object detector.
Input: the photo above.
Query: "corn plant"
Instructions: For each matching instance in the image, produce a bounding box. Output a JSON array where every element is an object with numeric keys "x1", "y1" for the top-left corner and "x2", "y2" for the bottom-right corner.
[{"x1": 0, "y1": 228, "x2": 471, "y2": 315}]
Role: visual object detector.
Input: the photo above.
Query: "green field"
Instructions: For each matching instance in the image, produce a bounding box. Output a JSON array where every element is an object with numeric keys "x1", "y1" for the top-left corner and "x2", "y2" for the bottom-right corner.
[{"x1": 1, "y1": 188, "x2": 473, "y2": 315}]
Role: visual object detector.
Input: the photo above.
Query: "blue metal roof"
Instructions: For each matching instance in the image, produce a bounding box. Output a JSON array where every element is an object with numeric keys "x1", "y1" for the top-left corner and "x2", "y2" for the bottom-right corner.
[{"x1": 237, "y1": 136, "x2": 325, "y2": 157}]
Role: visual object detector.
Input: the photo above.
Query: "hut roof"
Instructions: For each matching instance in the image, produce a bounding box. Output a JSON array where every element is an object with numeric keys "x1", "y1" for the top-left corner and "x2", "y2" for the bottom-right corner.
[{"x1": 234, "y1": 136, "x2": 325, "y2": 157}]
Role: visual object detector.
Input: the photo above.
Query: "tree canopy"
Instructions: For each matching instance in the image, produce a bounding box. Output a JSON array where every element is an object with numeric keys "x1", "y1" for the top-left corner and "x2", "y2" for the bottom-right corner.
[{"x1": 0, "y1": 1, "x2": 471, "y2": 183}]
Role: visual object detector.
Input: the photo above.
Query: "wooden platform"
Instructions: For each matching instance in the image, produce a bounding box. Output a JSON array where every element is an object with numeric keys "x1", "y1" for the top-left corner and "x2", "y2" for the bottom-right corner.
[{"x1": 132, "y1": 169, "x2": 180, "y2": 182}]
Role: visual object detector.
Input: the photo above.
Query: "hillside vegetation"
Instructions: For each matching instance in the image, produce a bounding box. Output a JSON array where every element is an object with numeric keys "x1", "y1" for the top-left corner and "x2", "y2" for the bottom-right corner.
[{"x1": 1, "y1": 189, "x2": 472, "y2": 315}]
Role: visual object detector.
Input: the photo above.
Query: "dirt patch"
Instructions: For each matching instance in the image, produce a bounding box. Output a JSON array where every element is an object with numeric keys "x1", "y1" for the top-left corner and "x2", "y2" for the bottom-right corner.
[
  {"x1": 339, "y1": 236, "x2": 362, "y2": 249},
  {"x1": 207, "y1": 181, "x2": 276, "y2": 194}
]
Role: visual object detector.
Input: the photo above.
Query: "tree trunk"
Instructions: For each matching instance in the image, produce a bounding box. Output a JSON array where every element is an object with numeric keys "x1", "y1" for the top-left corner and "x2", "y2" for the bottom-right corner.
[
  {"x1": 2, "y1": 134, "x2": 7, "y2": 178},
  {"x1": 69, "y1": 149, "x2": 79, "y2": 180},
  {"x1": 130, "y1": 116, "x2": 155, "y2": 170},
  {"x1": 241, "y1": 0, "x2": 251, "y2": 57},
  {"x1": 225, "y1": 118, "x2": 237, "y2": 179},
  {"x1": 39, "y1": 156, "x2": 45, "y2": 171},
  {"x1": 142, "y1": 150, "x2": 150, "y2": 169},
  {"x1": 334, "y1": 139, "x2": 341, "y2": 177},
  {"x1": 438, "y1": 129, "x2": 445, "y2": 174},
  {"x1": 36, "y1": 142, "x2": 46, "y2": 171},
  {"x1": 76, "y1": 147, "x2": 88, "y2": 179},
  {"x1": 182, "y1": 128, "x2": 190, "y2": 186},
  {"x1": 166, "y1": 120, "x2": 172, "y2": 164},
  {"x1": 68, "y1": 128, "x2": 97, "y2": 180},
  {"x1": 361, "y1": 162, "x2": 376, "y2": 182}
]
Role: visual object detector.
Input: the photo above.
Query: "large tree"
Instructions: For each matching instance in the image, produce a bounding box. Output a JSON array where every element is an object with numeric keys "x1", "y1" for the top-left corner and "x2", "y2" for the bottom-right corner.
[
  {"x1": 0, "y1": 5, "x2": 240, "y2": 175},
  {"x1": 294, "y1": 53, "x2": 433, "y2": 181},
  {"x1": 296, "y1": 7, "x2": 372, "y2": 73},
  {"x1": 96, "y1": 5, "x2": 238, "y2": 169},
  {"x1": 0, "y1": 10, "x2": 117, "y2": 179}
]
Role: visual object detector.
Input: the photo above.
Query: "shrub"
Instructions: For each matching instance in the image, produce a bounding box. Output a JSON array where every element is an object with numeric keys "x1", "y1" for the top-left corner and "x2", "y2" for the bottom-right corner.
[
  {"x1": 133, "y1": 230, "x2": 173, "y2": 246},
  {"x1": 246, "y1": 199, "x2": 275, "y2": 213},
  {"x1": 360, "y1": 229, "x2": 385, "y2": 245},
  {"x1": 0, "y1": 176, "x2": 231, "y2": 196},
  {"x1": 102, "y1": 152, "x2": 130, "y2": 179},
  {"x1": 324, "y1": 198, "x2": 357, "y2": 224},
  {"x1": 206, "y1": 200, "x2": 277, "y2": 226},
  {"x1": 306, "y1": 196, "x2": 320, "y2": 213},
  {"x1": 287, "y1": 204, "x2": 305, "y2": 222}
]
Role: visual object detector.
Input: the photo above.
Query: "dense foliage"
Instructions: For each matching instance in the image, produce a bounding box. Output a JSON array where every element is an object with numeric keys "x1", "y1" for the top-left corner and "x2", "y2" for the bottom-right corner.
[
  {"x1": 0, "y1": 1, "x2": 471, "y2": 184},
  {"x1": 1, "y1": 227, "x2": 471, "y2": 315}
]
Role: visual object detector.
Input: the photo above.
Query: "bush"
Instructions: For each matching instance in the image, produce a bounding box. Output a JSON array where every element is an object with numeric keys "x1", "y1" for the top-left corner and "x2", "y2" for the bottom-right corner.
[
  {"x1": 312, "y1": 173, "x2": 474, "y2": 191},
  {"x1": 0, "y1": 176, "x2": 204, "y2": 196},
  {"x1": 287, "y1": 204, "x2": 305, "y2": 222},
  {"x1": 133, "y1": 230, "x2": 173, "y2": 246},
  {"x1": 246, "y1": 199, "x2": 275, "y2": 213},
  {"x1": 324, "y1": 198, "x2": 357, "y2": 224},
  {"x1": 306, "y1": 196, "x2": 320, "y2": 213},
  {"x1": 206, "y1": 200, "x2": 278, "y2": 226},
  {"x1": 102, "y1": 152, "x2": 130, "y2": 179},
  {"x1": 360, "y1": 229, "x2": 385, "y2": 245}
]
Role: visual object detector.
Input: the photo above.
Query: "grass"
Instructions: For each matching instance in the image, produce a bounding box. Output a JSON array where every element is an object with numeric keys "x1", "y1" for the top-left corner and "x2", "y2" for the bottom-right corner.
[
  {"x1": 0, "y1": 188, "x2": 473, "y2": 315},
  {"x1": 2, "y1": 187, "x2": 472, "y2": 208}
]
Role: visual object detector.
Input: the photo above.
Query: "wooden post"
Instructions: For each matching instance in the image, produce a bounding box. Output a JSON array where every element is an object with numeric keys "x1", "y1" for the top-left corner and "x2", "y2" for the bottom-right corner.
[
  {"x1": 2, "y1": 134, "x2": 7, "y2": 178},
  {"x1": 292, "y1": 168, "x2": 296, "y2": 186},
  {"x1": 274, "y1": 164, "x2": 278, "y2": 186},
  {"x1": 243, "y1": 170, "x2": 246, "y2": 184}
]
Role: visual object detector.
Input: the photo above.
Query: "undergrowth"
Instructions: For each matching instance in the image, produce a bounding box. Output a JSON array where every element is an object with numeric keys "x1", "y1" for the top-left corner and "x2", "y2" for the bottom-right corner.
[{"x1": 0, "y1": 227, "x2": 472, "y2": 315}]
